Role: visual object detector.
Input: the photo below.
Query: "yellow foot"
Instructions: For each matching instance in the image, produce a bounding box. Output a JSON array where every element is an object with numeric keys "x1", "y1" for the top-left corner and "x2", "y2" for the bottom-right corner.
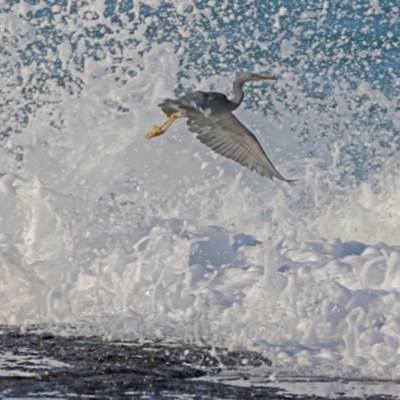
[
  {"x1": 145, "y1": 113, "x2": 180, "y2": 139},
  {"x1": 146, "y1": 125, "x2": 165, "y2": 139}
]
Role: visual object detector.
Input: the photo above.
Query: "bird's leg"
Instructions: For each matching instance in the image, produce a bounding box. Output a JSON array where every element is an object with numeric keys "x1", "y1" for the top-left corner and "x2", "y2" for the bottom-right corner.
[{"x1": 146, "y1": 113, "x2": 179, "y2": 139}]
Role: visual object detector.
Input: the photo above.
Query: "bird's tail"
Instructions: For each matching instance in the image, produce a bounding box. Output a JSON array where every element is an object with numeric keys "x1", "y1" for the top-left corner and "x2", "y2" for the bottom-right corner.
[{"x1": 159, "y1": 99, "x2": 181, "y2": 117}]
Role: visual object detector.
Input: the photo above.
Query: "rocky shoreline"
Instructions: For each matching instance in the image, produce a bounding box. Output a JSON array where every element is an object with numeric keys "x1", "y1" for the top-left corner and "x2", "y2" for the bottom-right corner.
[{"x1": 0, "y1": 331, "x2": 398, "y2": 399}]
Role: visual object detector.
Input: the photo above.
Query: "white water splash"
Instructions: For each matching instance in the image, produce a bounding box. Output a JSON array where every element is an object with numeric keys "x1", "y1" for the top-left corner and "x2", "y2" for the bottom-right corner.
[{"x1": 1, "y1": 0, "x2": 400, "y2": 382}]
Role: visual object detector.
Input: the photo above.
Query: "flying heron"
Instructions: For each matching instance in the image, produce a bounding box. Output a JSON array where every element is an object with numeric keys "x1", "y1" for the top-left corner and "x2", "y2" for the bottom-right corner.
[{"x1": 146, "y1": 72, "x2": 296, "y2": 185}]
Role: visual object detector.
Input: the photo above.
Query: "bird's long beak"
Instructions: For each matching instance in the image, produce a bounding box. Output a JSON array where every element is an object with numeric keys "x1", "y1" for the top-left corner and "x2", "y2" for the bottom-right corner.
[{"x1": 253, "y1": 74, "x2": 277, "y2": 81}]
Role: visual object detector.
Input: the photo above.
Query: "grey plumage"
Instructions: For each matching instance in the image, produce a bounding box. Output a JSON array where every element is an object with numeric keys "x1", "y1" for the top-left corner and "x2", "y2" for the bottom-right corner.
[{"x1": 153, "y1": 72, "x2": 296, "y2": 185}]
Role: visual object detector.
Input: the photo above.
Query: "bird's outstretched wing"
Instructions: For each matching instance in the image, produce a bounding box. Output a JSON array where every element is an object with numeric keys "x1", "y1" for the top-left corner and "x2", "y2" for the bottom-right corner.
[{"x1": 187, "y1": 112, "x2": 296, "y2": 185}]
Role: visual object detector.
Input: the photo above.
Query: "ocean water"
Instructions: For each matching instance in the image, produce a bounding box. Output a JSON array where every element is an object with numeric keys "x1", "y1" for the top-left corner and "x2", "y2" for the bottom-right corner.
[{"x1": 1, "y1": 0, "x2": 400, "y2": 388}]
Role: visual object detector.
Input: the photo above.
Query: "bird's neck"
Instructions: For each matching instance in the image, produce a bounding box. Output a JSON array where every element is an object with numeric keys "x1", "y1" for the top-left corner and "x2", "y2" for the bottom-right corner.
[{"x1": 229, "y1": 79, "x2": 244, "y2": 110}]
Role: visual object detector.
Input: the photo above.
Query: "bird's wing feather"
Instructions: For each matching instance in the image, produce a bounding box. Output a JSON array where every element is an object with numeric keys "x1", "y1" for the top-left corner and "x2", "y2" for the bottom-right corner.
[{"x1": 187, "y1": 112, "x2": 295, "y2": 184}]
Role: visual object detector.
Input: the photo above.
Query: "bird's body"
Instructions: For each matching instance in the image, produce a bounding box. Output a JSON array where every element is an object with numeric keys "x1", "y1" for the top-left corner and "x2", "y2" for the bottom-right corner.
[
  {"x1": 146, "y1": 72, "x2": 296, "y2": 185},
  {"x1": 161, "y1": 91, "x2": 235, "y2": 118}
]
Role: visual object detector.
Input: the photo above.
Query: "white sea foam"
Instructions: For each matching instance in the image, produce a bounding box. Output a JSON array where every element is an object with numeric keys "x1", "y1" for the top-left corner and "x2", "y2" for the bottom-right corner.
[
  {"x1": 1, "y1": 0, "x2": 400, "y2": 383},
  {"x1": 0, "y1": 350, "x2": 69, "y2": 377}
]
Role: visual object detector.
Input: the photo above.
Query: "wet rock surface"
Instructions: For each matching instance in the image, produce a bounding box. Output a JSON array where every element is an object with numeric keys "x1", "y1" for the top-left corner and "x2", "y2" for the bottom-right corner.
[
  {"x1": 0, "y1": 330, "x2": 397, "y2": 399},
  {"x1": 0, "y1": 330, "x2": 276, "y2": 398}
]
